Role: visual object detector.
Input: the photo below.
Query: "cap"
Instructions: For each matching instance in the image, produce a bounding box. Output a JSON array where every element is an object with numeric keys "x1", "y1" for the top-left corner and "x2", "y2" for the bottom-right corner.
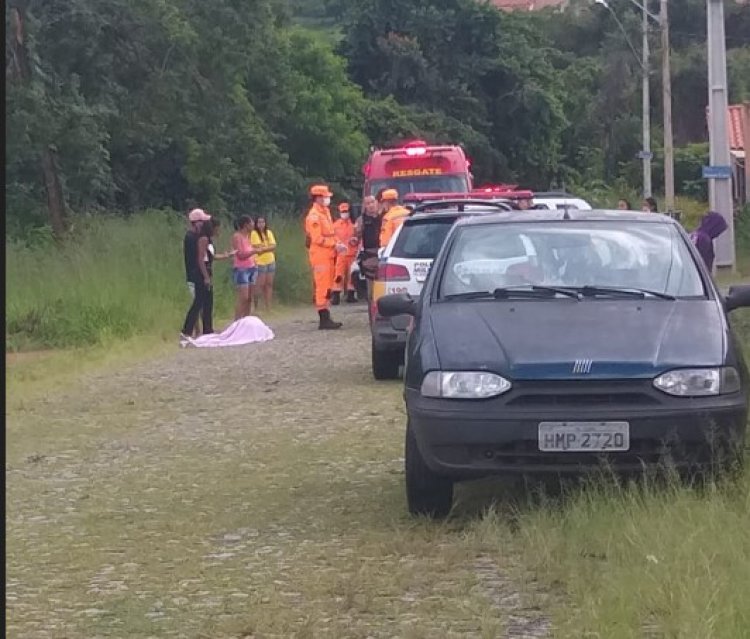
[
  {"x1": 381, "y1": 188, "x2": 398, "y2": 201},
  {"x1": 188, "y1": 208, "x2": 211, "y2": 222},
  {"x1": 310, "y1": 184, "x2": 333, "y2": 198},
  {"x1": 338, "y1": 203, "x2": 350, "y2": 213}
]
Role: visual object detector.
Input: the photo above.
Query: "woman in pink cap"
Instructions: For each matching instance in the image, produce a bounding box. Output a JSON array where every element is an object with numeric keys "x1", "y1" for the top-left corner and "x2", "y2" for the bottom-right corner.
[{"x1": 183, "y1": 209, "x2": 211, "y2": 336}]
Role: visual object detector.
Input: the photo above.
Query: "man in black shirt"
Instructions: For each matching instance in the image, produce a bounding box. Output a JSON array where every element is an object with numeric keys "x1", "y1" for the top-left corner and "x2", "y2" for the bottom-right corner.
[{"x1": 355, "y1": 195, "x2": 382, "y2": 300}]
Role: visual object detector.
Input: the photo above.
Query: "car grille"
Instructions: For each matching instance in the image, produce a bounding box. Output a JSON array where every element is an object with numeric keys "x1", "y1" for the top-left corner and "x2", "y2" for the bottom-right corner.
[
  {"x1": 507, "y1": 393, "x2": 659, "y2": 407},
  {"x1": 504, "y1": 380, "x2": 661, "y2": 409}
]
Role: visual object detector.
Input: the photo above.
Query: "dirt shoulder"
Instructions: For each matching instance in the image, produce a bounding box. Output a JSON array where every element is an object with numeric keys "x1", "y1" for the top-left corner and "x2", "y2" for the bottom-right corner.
[{"x1": 6, "y1": 304, "x2": 550, "y2": 638}]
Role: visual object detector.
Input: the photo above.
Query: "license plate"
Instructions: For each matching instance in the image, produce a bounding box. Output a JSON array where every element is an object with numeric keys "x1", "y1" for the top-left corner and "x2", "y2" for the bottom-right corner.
[
  {"x1": 538, "y1": 422, "x2": 630, "y2": 452},
  {"x1": 413, "y1": 261, "x2": 432, "y2": 282}
]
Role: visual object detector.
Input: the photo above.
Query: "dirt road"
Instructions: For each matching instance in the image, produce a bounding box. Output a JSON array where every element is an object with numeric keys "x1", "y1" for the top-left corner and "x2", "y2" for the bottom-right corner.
[{"x1": 6, "y1": 305, "x2": 550, "y2": 638}]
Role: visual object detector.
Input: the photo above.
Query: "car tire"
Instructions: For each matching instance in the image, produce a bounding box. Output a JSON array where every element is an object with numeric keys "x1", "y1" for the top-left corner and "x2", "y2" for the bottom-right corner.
[
  {"x1": 371, "y1": 342, "x2": 401, "y2": 380},
  {"x1": 405, "y1": 422, "x2": 454, "y2": 518}
]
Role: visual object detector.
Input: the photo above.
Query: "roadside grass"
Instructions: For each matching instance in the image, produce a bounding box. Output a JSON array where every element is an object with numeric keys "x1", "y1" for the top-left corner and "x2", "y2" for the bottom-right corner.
[
  {"x1": 501, "y1": 313, "x2": 750, "y2": 638},
  {"x1": 5, "y1": 210, "x2": 310, "y2": 351},
  {"x1": 511, "y1": 474, "x2": 750, "y2": 638}
]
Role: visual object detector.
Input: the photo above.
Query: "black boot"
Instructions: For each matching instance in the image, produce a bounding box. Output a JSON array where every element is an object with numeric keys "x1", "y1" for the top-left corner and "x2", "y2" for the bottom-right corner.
[
  {"x1": 331, "y1": 291, "x2": 341, "y2": 306},
  {"x1": 346, "y1": 290, "x2": 357, "y2": 304},
  {"x1": 318, "y1": 309, "x2": 342, "y2": 330}
]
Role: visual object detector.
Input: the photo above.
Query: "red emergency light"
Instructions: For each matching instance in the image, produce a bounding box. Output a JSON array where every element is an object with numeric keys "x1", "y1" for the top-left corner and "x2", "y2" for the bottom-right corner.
[{"x1": 474, "y1": 183, "x2": 520, "y2": 193}]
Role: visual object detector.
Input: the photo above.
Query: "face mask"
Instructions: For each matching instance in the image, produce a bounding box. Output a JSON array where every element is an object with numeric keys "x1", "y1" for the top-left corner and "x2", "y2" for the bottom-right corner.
[
  {"x1": 341, "y1": 213, "x2": 350, "y2": 220},
  {"x1": 322, "y1": 197, "x2": 331, "y2": 207}
]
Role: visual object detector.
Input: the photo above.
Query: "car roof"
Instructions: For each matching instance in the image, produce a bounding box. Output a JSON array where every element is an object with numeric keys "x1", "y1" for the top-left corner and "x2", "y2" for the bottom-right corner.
[
  {"x1": 533, "y1": 191, "x2": 578, "y2": 198},
  {"x1": 454, "y1": 209, "x2": 681, "y2": 226},
  {"x1": 533, "y1": 196, "x2": 590, "y2": 204},
  {"x1": 406, "y1": 207, "x2": 506, "y2": 221}
]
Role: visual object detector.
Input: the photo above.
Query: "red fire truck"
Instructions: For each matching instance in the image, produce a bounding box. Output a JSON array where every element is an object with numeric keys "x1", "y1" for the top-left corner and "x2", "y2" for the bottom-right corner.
[
  {"x1": 362, "y1": 140, "x2": 473, "y2": 199},
  {"x1": 362, "y1": 140, "x2": 533, "y2": 204}
]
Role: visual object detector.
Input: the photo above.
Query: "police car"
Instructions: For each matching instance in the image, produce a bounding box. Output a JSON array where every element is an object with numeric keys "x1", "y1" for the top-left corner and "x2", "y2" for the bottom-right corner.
[{"x1": 369, "y1": 200, "x2": 513, "y2": 379}]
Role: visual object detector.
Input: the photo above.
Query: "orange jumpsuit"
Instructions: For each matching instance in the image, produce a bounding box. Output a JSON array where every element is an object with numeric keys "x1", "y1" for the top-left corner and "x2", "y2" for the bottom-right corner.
[
  {"x1": 379, "y1": 205, "x2": 410, "y2": 248},
  {"x1": 333, "y1": 218, "x2": 358, "y2": 293},
  {"x1": 305, "y1": 202, "x2": 338, "y2": 311}
]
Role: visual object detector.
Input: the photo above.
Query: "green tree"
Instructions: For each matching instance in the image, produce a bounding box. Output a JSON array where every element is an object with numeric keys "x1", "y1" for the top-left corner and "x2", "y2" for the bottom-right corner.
[{"x1": 341, "y1": 0, "x2": 567, "y2": 186}]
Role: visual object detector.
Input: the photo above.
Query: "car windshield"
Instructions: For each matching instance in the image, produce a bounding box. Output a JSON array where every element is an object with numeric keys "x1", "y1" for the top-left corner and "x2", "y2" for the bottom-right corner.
[
  {"x1": 438, "y1": 221, "x2": 706, "y2": 299},
  {"x1": 391, "y1": 217, "x2": 457, "y2": 259},
  {"x1": 369, "y1": 175, "x2": 469, "y2": 197}
]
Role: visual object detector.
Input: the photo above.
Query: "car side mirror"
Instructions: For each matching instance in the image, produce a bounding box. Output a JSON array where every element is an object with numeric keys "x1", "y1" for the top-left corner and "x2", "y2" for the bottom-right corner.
[
  {"x1": 378, "y1": 293, "x2": 416, "y2": 317},
  {"x1": 725, "y1": 285, "x2": 750, "y2": 312}
]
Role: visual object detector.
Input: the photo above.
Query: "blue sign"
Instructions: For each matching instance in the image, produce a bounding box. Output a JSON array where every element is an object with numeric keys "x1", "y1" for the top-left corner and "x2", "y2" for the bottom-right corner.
[
  {"x1": 637, "y1": 151, "x2": 654, "y2": 160},
  {"x1": 702, "y1": 165, "x2": 732, "y2": 179}
]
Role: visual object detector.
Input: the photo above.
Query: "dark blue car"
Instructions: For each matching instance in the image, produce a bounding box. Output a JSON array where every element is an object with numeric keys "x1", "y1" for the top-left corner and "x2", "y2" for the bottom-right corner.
[{"x1": 377, "y1": 210, "x2": 750, "y2": 517}]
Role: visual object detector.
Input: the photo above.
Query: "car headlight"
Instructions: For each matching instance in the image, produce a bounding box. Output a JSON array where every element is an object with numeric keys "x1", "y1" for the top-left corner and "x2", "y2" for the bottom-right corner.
[
  {"x1": 421, "y1": 371, "x2": 512, "y2": 399},
  {"x1": 653, "y1": 367, "x2": 741, "y2": 397}
]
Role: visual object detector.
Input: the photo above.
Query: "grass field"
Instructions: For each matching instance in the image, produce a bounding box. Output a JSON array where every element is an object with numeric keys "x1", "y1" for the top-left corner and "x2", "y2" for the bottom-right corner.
[{"x1": 5, "y1": 210, "x2": 311, "y2": 351}]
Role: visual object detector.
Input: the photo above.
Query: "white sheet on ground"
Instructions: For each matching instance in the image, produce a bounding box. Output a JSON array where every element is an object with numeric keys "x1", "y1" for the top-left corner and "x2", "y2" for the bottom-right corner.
[{"x1": 184, "y1": 316, "x2": 274, "y2": 348}]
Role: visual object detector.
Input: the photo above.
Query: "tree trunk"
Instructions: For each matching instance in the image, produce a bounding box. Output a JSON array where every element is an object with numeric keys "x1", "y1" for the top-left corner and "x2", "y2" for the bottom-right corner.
[
  {"x1": 8, "y1": 6, "x2": 32, "y2": 80},
  {"x1": 41, "y1": 146, "x2": 68, "y2": 238},
  {"x1": 9, "y1": 1, "x2": 69, "y2": 239}
]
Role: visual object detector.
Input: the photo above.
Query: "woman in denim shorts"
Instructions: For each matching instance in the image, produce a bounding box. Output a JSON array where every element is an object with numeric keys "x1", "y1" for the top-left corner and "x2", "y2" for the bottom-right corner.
[
  {"x1": 232, "y1": 216, "x2": 264, "y2": 319},
  {"x1": 250, "y1": 216, "x2": 277, "y2": 312}
]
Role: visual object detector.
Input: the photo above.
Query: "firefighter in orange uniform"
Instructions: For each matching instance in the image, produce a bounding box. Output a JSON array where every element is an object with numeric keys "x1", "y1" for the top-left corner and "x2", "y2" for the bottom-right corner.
[
  {"x1": 305, "y1": 184, "x2": 346, "y2": 329},
  {"x1": 331, "y1": 202, "x2": 359, "y2": 305},
  {"x1": 379, "y1": 188, "x2": 410, "y2": 248}
]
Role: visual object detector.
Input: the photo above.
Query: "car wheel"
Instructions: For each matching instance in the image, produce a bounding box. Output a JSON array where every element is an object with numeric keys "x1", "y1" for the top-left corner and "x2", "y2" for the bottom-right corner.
[
  {"x1": 405, "y1": 422, "x2": 454, "y2": 518},
  {"x1": 371, "y1": 342, "x2": 401, "y2": 380}
]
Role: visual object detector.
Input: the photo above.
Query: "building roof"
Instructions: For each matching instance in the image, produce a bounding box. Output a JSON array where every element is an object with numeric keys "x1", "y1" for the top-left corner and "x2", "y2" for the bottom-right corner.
[
  {"x1": 728, "y1": 104, "x2": 746, "y2": 150},
  {"x1": 706, "y1": 104, "x2": 748, "y2": 151}
]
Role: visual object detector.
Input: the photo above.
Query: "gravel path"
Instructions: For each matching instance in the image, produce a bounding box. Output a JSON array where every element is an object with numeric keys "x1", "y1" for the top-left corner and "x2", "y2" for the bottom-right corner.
[{"x1": 6, "y1": 305, "x2": 551, "y2": 638}]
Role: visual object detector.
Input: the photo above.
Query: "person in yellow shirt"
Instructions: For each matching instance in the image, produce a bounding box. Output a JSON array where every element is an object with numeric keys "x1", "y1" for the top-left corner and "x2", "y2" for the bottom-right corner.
[
  {"x1": 379, "y1": 188, "x2": 410, "y2": 248},
  {"x1": 249, "y1": 216, "x2": 277, "y2": 312}
]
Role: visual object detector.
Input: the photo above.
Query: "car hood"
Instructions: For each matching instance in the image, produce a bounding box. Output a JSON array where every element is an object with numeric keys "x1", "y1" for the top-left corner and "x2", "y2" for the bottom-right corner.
[{"x1": 430, "y1": 299, "x2": 725, "y2": 380}]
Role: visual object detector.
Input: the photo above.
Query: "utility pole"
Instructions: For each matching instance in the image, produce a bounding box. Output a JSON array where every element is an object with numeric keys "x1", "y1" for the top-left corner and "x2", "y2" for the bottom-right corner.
[
  {"x1": 642, "y1": 4, "x2": 652, "y2": 198},
  {"x1": 660, "y1": 0, "x2": 675, "y2": 212},
  {"x1": 707, "y1": 0, "x2": 736, "y2": 270}
]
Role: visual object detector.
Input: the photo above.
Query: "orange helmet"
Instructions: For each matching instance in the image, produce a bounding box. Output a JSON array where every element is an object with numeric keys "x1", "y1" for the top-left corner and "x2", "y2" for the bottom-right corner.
[
  {"x1": 381, "y1": 188, "x2": 399, "y2": 201},
  {"x1": 310, "y1": 184, "x2": 333, "y2": 198},
  {"x1": 338, "y1": 202, "x2": 350, "y2": 213}
]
